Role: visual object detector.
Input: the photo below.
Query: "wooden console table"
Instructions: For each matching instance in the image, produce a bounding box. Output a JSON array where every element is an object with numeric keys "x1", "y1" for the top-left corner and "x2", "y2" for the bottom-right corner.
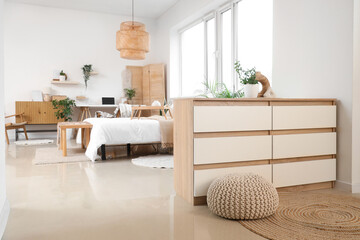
[
  {"x1": 15, "y1": 101, "x2": 63, "y2": 140},
  {"x1": 131, "y1": 106, "x2": 173, "y2": 120}
]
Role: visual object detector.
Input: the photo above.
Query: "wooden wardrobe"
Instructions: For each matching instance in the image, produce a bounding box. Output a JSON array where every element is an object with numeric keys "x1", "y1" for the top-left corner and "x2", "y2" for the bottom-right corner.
[{"x1": 126, "y1": 64, "x2": 166, "y2": 106}]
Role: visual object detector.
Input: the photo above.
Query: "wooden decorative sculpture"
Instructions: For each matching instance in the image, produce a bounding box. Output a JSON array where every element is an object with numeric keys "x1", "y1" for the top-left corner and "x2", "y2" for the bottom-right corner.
[{"x1": 255, "y1": 72, "x2": 276, "y2": 98}]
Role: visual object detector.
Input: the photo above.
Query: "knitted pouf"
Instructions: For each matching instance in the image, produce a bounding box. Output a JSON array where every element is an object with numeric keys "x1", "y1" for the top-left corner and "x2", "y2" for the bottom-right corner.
[{"x1": 207, "y1": 173, "x2": 279, "y2": 220}]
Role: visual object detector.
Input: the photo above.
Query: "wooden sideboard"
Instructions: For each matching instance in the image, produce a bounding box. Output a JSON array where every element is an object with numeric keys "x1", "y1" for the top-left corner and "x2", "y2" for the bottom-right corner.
[
  {"x1": 16, "y1": 101, "x2": 63, "y2": 124},
  {"x1": 173, "y1": 98, "x2": 337, "y2": 205}
]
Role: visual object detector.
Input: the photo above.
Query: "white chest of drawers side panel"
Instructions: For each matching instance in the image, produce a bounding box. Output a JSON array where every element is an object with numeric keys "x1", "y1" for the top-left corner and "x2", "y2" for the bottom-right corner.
[{"x1": 194, "y1": 106, "x2": 272, "y2": 132}]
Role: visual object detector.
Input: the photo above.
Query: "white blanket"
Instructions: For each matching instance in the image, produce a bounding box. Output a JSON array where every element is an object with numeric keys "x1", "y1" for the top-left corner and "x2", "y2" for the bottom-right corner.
[{"x1": 85, "y1": 118, "x2": 160, "y2": 161}]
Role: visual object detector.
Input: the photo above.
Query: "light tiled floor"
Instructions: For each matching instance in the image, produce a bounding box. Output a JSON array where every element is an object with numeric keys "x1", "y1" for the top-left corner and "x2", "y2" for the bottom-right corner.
[
  {"x1": 4, "y1": 141, "x2": 359, "y2": 240},
  {"x1": 3, "y1": 141, "x2": 265, "y2": 240}
]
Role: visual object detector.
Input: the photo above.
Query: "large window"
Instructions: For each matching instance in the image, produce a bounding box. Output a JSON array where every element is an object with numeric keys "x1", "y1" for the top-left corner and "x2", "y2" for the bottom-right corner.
[
  {"x1": 180, "y1": 22, "x2": 205, "y2": 97},
  {"x1": 221, "y1": 9, "x2": 232, "y2": 89},
  {"x1": 179, "y1": 0, "x2": 273, "y2": 97},
  {"x1": 206, "y1": 18, "x2": 216, "y2": 85}
]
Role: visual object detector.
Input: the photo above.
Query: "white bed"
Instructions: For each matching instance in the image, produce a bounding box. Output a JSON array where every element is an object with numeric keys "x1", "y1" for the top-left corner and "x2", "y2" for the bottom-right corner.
[{"x1": 84, "y1": 118, "x2": 161, "y2": 161}]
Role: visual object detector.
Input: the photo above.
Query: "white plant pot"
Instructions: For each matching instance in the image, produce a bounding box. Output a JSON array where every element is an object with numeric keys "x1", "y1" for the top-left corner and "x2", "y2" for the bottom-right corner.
[
  {"x1": 244, "y1": 84, "x2": 259, "y2": 98},
  {"x1": 59, "y1": 75, "x2": 66, "y2": 82}
]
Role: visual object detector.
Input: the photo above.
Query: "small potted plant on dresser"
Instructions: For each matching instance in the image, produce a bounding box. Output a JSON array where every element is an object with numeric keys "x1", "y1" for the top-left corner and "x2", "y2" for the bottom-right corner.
[
  {"x1": 124, "y1": 88, "x2": 136, "y2": 104},
  {"x1": 234, "y1": 61, "x2": 258, "y2": 98}
]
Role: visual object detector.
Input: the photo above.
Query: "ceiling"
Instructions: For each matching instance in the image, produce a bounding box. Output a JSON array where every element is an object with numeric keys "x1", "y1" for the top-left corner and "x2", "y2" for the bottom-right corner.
[{"x1": 6, "y1": 0, "x2": 179, "y2": 19}]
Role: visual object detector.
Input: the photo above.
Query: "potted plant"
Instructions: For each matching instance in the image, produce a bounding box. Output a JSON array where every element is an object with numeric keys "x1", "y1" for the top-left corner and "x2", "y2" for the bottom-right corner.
[
  {"x1": 124, "y1": 88, "x2": 136, "y2": 104},
  {"x1": 52, "y1": 98, "x2": 76, "y2": 122},
  {"x1": 82, "y1": 64, "x2": 93, "y2": 88},
  {"x1": 59, "y1": 70, "x2": 67, "y2": 82},
  {"x1": 199, "y1": 80, "x2": 244, "y2": 98},
  {"x1": 234, "y1": 61, "x2": 258, "y2": 98}
]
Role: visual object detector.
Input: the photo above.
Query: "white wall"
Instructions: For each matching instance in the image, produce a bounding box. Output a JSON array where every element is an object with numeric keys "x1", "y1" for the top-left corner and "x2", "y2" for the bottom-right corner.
[
  {"x1": 157, "y1": 0, "x2": 358, "y2": 190},
  {"x1": 0, "y1": 0, "x2": 10, "y2": 237},
  {"x1": 273, "y1": 0, "x2": 354, "y2": 185},
  {"x1": 155, "y1": 0, "x2": 230, "y2": 97},
  {"x1": 4, "y1": 2, "x2": 156, "y2": 139},
  {"x1": 352, "y1": 0, "x2": 360, "y2": 191}
]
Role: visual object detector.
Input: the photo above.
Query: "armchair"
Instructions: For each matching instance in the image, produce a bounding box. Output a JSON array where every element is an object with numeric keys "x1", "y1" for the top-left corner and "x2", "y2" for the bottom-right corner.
[{"x1": 5, "y1": 113, "x2": 28, "y2": 144}]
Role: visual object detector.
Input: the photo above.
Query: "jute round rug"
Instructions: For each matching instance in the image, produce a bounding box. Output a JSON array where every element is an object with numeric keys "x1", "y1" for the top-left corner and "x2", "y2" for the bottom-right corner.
[{"x1": 239, "y1": 191, "x2": 360, "y2": 240}]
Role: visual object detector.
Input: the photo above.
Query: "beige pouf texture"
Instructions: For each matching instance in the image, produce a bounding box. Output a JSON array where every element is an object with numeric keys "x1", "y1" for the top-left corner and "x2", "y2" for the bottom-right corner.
[{"x1": 207, "y1": 173, "x2": 279, "y2": 220}]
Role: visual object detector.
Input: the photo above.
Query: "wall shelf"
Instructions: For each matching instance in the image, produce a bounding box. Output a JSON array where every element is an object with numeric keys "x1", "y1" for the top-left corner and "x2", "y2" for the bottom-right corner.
[{"x1": 51, "y1": 81, "x2": 80, "y2": 85}]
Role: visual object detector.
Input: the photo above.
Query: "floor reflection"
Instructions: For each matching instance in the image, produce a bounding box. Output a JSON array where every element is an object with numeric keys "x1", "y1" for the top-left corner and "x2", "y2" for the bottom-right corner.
[{"x1": 3, "y1": 141, "x2": 268, "y2": 240}]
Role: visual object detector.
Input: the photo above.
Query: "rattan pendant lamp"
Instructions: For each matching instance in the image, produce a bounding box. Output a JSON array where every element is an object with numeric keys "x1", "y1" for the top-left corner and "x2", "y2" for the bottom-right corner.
[{"x1": 116, "y1": 0, "x2": 149, "y2": 60}]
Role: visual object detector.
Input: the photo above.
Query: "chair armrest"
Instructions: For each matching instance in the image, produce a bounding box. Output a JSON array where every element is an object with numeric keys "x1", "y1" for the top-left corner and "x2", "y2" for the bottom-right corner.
[{"x1": 5, "y1": 113, "x2": 25, "y2": 119}]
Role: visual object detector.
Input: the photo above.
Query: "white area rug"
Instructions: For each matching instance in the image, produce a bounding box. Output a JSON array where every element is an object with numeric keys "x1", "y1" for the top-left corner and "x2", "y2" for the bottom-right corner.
[
  {"x1": 33, "y1": 147, "x2": 90, "y2": 165},
  {"x1": 131, "y1": 154, "x2": 174, "y2": 169},
  {"x1": 15, "y1": 139, "x2": 54, "y2": 146}
]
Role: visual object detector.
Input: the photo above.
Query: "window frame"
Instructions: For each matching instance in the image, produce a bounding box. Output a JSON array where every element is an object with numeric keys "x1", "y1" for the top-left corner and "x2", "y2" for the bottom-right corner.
[{"x1": 179, "y1": 0, "x2": 271, "y2": 96}]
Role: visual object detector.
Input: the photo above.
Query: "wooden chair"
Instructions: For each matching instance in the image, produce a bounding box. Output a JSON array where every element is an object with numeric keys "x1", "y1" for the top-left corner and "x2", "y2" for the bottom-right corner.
[{"x1": 5, "y1": 113, "x2": 28, "y2": 144}]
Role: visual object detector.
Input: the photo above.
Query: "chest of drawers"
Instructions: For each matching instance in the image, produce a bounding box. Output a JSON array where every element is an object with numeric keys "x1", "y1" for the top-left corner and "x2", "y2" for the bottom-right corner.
[{"x1": 173, "y1": 98, "x2": 337, "y2": 205}]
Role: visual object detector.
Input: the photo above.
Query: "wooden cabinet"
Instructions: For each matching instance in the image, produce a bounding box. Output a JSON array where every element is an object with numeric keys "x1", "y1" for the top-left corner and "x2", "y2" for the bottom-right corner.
[
  {"x1": 127, "y1": 63, "x2": 166, "y2": 107},
  {"x1": 174, "y1": 98, "x2": 337, "y2": 205},
  {"x1": 16, "y1": 101, "x2": 62, "y2": 124}
]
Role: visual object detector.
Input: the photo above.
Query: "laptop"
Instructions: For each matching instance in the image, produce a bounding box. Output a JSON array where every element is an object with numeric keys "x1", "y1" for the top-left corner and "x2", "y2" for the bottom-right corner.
[{"x1": 102, "y1": 97, "x2": 115, "y2": 105}]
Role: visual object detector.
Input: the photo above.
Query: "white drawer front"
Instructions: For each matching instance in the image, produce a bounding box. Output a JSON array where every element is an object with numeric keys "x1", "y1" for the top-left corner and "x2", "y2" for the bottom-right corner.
[
  {"x1": 273, "y1": 106, "x2": 336, "y2": 130},
  {"x1": 273, "y1": 159, "x2": 336, "y2": 187},
  {"x1": 193, "y1": 165, "x2": 272, "y2": 197},
  {"x1": 273, "y1": 132, "x2": 336, "y2": 159},
  {"x1": 194, "y1": 106, "x2": 271, "y2": 132},
  {"x1": 194, "y1": 135, "x2": 272, "y2": 164}
]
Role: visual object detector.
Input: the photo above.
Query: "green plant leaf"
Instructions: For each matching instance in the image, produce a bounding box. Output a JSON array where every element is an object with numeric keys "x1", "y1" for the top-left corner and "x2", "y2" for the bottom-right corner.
[{"x1": 52, "y1": 98, "x2": 76, "y2": 122}]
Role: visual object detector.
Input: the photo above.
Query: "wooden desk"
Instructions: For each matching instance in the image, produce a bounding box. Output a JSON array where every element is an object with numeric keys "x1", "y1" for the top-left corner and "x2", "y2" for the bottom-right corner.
[
  {"x1": 76, "y1": 104, "x2": 119, "y2": 121},
  {"x1": 131, "y1": 106, "x2": 173, "y2": 120},
  {"x1": 58, "y1": 122, "x2": 93, "y2": 156}
]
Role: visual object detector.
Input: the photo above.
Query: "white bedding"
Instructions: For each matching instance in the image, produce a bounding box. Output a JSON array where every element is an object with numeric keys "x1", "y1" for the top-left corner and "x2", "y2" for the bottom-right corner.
[{"x1": 84, "y1": 118, "x2": 160, "y2": 161}]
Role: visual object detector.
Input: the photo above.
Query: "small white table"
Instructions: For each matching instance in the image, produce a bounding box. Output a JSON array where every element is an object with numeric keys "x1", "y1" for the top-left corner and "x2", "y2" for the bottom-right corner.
[{"x1": 77, "y1": 104, "x2": 118, "y2": 121}]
